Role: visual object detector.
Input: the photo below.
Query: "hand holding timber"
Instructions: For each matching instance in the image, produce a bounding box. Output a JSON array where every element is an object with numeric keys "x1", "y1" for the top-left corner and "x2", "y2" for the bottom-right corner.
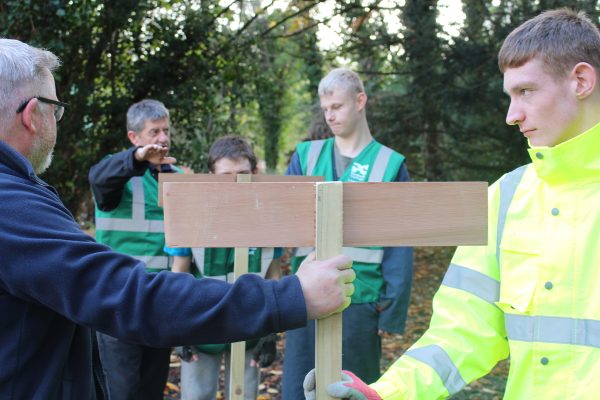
[{"x1": 296, "y1": 252, "x2": 355, "y2": 320}]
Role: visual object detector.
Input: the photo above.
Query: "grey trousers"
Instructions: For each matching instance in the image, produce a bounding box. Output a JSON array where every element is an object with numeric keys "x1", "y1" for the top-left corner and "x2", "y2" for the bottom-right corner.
[{"x1": 180, "y1": 348, "x2": 259, "y2": 400}]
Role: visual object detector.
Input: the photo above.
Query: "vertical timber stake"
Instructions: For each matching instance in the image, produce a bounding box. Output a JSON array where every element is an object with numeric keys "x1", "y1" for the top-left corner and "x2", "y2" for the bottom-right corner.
[
  {"x1": 315, "y1": 182, "x2": 343, "y2": 400},
  {"x1": 229, "y1": 173, "x2": 251, "y2": 400}
]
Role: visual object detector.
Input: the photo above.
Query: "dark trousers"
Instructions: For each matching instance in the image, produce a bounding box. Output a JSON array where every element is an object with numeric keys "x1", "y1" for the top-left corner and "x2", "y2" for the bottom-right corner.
[
  {"x1": 96, "y1": 332, "x2": 171, "y2": 400},
  {"x1": 282, "y1": 303, "x2": 382, "y2": 400}
]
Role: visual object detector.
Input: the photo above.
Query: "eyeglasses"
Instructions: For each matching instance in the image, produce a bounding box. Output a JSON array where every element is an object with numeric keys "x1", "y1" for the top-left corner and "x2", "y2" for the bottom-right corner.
[{"x1": 16, "y1": 96, "x2": 69, "y2": 122}]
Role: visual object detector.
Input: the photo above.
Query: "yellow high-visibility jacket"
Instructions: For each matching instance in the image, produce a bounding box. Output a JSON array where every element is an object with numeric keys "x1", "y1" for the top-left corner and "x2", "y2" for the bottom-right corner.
[{"x1": 371, "y1": 122, "x2": 600, "y2": 399}]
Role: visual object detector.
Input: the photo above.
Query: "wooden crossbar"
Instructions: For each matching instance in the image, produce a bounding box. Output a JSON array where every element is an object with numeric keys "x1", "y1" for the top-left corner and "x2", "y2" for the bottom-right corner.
[
  {"x1": 162, "y1": 177, "x2": 487, "y2": 399},
  {"x1": 163, "y1": 181, "x2": 487, "y2": 248},
  {"x1": 229, "y1": 173, "x2": 251, "y2": 400},
  {"x1": 158, "y1": 173, "x2": 321, "y2": 205},
  {"x1": 158, "y1": 173, "x2": 233, "y2": 206}
]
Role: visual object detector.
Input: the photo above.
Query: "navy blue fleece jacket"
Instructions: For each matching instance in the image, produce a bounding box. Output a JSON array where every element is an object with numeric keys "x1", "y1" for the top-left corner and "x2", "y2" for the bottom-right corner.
[{"x1": 0, "y1": 140, "x2": 306, "y2": 399}]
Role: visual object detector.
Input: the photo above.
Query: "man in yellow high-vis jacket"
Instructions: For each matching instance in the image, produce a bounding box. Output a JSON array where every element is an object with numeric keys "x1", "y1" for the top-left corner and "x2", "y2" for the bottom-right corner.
[{"x1": 304, "y1": 8, "x2": 600, "y2": 400}]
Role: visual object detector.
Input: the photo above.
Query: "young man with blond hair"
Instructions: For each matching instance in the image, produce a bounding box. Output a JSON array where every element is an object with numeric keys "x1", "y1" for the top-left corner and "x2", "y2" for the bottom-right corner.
[
  {"x1": 305, "y1": 8, "x2": 600, "y2": 399},
  {"x1": 283, "y1": 67, "x2": 414, "y2": 399}
]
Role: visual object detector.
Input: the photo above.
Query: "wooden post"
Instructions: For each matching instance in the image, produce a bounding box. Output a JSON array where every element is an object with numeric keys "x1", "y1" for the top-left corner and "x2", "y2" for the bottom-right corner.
[
  {"x1": 314, "y1": 182, "x2": 343, "y2": 400},
  {"x1": 229, "y1": 173, "x2": 251, "y2": 400}
]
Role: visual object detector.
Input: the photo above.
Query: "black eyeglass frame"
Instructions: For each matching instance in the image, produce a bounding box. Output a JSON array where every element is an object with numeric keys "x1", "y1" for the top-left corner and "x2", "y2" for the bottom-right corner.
[{"x1": 16, "y1": 96, "x2": 69, "y2": 122}]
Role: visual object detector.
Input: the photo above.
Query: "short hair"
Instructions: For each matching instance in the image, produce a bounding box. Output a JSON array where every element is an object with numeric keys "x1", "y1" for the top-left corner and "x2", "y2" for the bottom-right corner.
[
  {"x1": 0, "y1": 38, "x2": 60, "y2": 133},
  {"x1": 318, "y1": 68, "x2": 365, "y2": 96},
  {"x1": 126, "y1": 99, "x2": 170, "y2": 133},
  {"x1": 207, "y1": 135, "x2": 257, "y2": 173},
  {"x1": 499, "y1": 8, "x2": 600, "y2": 78}
]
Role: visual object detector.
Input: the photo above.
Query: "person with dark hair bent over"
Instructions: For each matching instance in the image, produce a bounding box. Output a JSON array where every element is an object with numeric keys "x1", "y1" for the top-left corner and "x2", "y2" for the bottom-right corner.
[{"x1": 166, "y1": 135, "x2": 278, "y2": 400}]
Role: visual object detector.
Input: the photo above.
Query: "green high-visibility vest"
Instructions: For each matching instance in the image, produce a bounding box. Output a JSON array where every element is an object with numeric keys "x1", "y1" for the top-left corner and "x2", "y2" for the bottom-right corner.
[
  {"x1": 95, "y1": 166, "x2": 181, "y2": 273},
  {"x1": 190, "y1": 247, "x2": 274, "y2": 280},
  {"x1": 189, "y1": 247, "x2": 275, "y2": 354},
  {"x1": 292, "y1": 138, "x2": 405, "y2": 303}
]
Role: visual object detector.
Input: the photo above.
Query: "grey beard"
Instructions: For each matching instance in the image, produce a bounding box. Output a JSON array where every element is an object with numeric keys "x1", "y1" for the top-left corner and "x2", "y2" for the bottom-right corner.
[
  {"x1": 34, "y1": 151, "x2": 53, "y2": 175},
  {"x1": 29, "y1": 136, "x2": 54, "y2": 175}
]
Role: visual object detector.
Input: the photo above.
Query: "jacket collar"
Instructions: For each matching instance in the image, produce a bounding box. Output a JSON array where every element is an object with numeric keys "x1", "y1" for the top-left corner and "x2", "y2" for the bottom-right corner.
[
  {"x1": 0, "y1": 139, "x2": 38, "y2": 180},
  {"x1": 528, "y1": 121, "x2": 600, "y2": 185}
]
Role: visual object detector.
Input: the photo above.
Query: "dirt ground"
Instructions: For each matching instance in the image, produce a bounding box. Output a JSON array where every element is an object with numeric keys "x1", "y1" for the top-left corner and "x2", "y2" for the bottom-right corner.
[{"x1": 164, "y1": 247, "x2": 508, "y2": 399}]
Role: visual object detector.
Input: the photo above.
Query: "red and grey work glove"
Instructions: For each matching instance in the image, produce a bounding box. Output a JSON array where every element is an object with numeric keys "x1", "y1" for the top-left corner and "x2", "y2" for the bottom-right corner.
[{"x1": 303, "y1": 369, "x2": 382, "y2": 400}]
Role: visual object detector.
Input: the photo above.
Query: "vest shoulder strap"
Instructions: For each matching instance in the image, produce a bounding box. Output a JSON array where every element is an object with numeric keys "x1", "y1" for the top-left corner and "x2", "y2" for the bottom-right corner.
[{"x1": 306, "y1": 139, "x2": 327, "y2": 175}]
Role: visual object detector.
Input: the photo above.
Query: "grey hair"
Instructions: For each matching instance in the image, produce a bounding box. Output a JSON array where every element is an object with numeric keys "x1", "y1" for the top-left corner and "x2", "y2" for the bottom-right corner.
[
  {"x1": 0, "y1": 38, "x2": 60, "y2": 133},
  {"x1": 318, "y1": 68, "x2": 365, "y2": 96},
  {"x1": 126, "y1": 99, "x2": 170, "y2": 133}
]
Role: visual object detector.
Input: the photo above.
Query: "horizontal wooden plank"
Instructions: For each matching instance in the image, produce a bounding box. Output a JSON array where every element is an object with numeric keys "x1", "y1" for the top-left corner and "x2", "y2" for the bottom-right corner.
[
  {"x1": 164, "y1": 182, "x2": 317, "y2": 247},
  {"x1": 343, "y1": 182, "x2": 487, "y2": 246},
  {"x1": 158, "y1": 173, "x2": 231, "y2": 206},
  {"x1": 158, "y1": 173, "x2": 322, "y2": 205},
  {"x1": 163, "y1": 181, "x2": 488, "y2": 247},
  {"x1": 251, "y1": 175, "x2": 324, "y2": 182}
]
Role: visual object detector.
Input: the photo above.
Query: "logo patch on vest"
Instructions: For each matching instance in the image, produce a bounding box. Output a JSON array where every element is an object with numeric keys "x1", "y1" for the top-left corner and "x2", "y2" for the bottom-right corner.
[{"x1": 349, "y1": 162, "x2": 369, "y2": 182}]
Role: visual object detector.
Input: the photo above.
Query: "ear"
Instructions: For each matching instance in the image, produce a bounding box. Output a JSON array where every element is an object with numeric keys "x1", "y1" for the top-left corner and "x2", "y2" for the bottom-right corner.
[
  {"x1": 571, "y1": 62, "x2": 596, "y2": 100},
  {"x1": 20, "y1": 98, "x2": 41, "y2": 134},
  {"x1": 127, "y1": 130, "x2": 139, "y2": 146},
  {"x1": 356, "y1": 92, "x2": 367, "y2": 111}
]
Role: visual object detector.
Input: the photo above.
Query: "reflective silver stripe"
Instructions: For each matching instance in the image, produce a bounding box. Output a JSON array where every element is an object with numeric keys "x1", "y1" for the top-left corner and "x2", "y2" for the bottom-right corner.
[
  {"x1": 405, "y1": 344, "x2": 466, "y2": 395},
  {"x1": 368, "y1": 145, "x2": 393, "y2": 182},
  {"x1": 295, "y1": 246, "x2": 383, "y2": 264},
  {"x1": 295, "y1": 247, "x2": 314, "y2": 257},
  {"x1": 260, "y1": 247, "x2": 275, "y2": 278},
  {"x1": 212, "y1": 273, "x2": 232, "y2": 282},
  {"x1": 307, "y1": 140, "x2": 326, "y2": 175},
  {"x1": 192, "y1": 248, "x2": 271, "y2": 278},
  {"x1": 95, "y1": 177, "x2": 165, "y2": 233},
  {"x1": 132, "y1": 255, "x2": 169, "y2": 270},
  {"x1": 193, "y1": 273, "x2": 228, "y2": 282},
  {"x1": 202, "y1": 272, "x2": 262, "y2": 283},
  {"x1": 497, "y1": 165, "x2": 527, "y2": 268},
  {"x1": 505, "y1": 314, "x2": 600, "y2": 349},
  {"x1": 442, "y1": 263, "x2": 500, "y2": 304},
  {"x1": 130, "y1": 177, "x2": 145, "y2": 220},
  {"x1": 95, "y1": 218, "x2": 164, "y2": 232},
  {"x1": 342, "y1": 247, "x2": 384, "y2": 264},
  {"x1": 191, "y1": 248, "x2": 206, "y2": 276}
]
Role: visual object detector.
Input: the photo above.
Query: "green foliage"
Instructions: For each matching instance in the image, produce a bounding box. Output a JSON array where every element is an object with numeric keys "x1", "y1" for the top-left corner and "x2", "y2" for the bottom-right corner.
[
  {"x1": 327, "y1": 0, "x2": 599, "y2": 183},
  {"x1": 1, "y1": 0, "x2": 284, "y2": 212},
  {"x1": 3, "y1": 0, "x2": 598, "y2": 217}
]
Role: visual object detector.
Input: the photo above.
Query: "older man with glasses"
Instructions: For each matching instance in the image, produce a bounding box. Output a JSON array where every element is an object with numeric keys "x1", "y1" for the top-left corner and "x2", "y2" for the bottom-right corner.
[{"x1": 0, "y1": 38, "x2": 355, "y2": 400}]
